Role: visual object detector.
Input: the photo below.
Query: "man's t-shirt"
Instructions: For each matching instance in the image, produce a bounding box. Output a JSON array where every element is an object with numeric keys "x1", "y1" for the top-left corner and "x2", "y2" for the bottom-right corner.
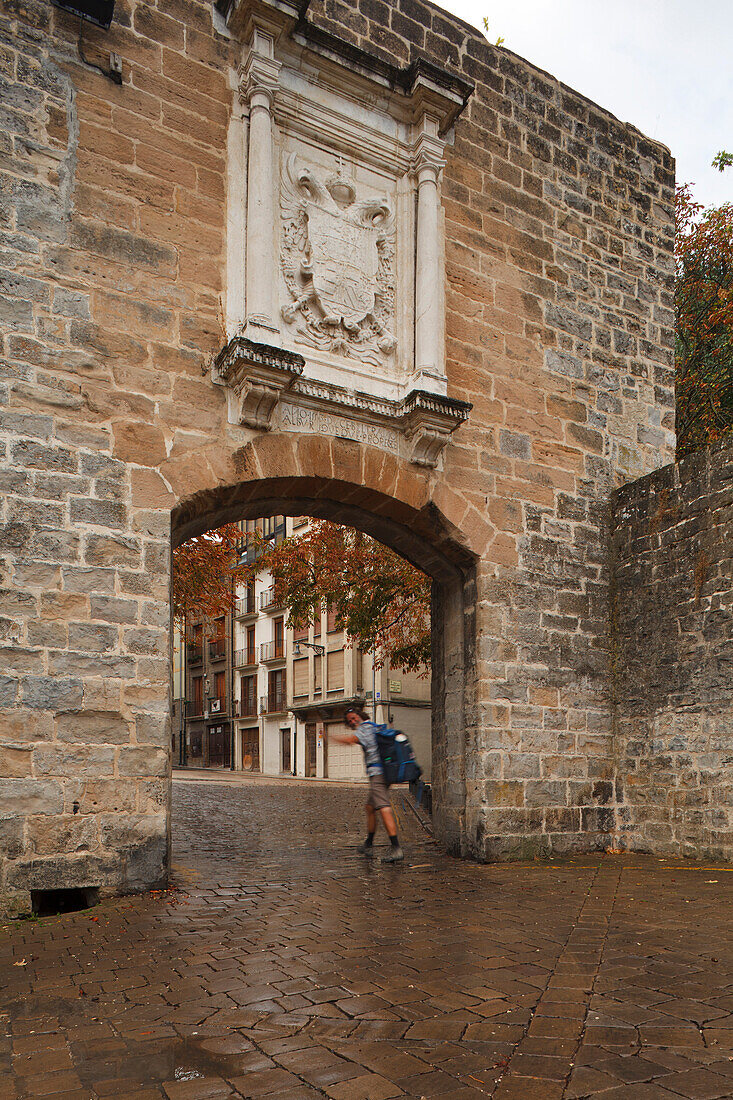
[{"x1": 354, "y1": 720, "x2": 384, "y2": 776}]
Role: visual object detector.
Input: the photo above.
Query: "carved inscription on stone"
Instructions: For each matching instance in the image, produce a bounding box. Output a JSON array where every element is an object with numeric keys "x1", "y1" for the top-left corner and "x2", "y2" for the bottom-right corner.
[
  {"x1": 281, "y1": 154, "x2": 396, "y2": 364},
  {"x1": 279, "y1": 401, "x2": 399, "y2": 453}
]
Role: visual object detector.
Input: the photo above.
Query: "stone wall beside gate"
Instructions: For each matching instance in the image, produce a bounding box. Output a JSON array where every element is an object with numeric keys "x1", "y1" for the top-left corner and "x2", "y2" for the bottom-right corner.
[{"x1": 611, "y1": 442, "x2": 733, "y2": 859}]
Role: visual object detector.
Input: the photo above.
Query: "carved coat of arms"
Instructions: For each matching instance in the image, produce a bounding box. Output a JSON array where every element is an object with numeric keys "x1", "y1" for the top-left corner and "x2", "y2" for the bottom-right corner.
[{"x1": 281, "y1": 154, "x2": 396, "y2": 362}]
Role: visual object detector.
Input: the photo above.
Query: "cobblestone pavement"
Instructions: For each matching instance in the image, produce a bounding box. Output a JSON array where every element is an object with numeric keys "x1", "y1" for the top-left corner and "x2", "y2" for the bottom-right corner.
[{"x1": 3, "y1": 777, "x2": 733, "y2": 1099}]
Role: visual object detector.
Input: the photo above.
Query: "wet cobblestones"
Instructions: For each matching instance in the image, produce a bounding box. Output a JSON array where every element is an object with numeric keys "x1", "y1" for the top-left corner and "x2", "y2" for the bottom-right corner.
[{"x1": 2, "y1": 776, "x2": 733, "y2": 1097}]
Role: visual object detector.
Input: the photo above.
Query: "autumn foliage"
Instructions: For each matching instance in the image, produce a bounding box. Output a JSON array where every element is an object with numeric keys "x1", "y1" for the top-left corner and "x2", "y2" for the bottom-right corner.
[
  {"x1": 172, "y1": 523, "x2": 243, "y2": 623},
  {"x1": 246, "y1": 520, "x2": 431, "y2": 674},
  {"x1": 675, "y1": 184, "x2": 733, "y2": 457},
  {"x1": 172, "y1": 518, "x2": 431, "y2": 673}
]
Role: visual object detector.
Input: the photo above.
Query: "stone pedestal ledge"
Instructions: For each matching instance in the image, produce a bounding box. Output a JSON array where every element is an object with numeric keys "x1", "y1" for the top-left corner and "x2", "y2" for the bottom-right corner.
[
  {"x1": 400, "y1": 389, "x2": 471, "y2": 468},
  {"x1": 213, "y1": 336, "x2": 305, "y2": 430}
]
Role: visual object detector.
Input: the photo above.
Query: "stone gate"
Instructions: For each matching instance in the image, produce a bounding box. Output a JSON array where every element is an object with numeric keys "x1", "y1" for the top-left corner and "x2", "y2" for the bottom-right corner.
[{"x1": 0, "y1": 0, "x2": 686, "y2": 914}]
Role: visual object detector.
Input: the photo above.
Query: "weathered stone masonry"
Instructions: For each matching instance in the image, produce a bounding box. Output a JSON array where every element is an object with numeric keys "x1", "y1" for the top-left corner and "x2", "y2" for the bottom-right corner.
[
  {"x1": 0, "y1": 0, "x2": 679, "y2": 914},
  {"x1": 611, "y1": 441, "x2": 733, "y2": 859}
]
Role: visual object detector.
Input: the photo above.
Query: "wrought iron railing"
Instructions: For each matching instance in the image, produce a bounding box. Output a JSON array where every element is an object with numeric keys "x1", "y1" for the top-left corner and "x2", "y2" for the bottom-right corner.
[
  {"x1": 260, "y1": 691, "x2": 287, "y2": 714},
  {"x1": 259, "y1": 640, "x2": 285, "y2": 662}
]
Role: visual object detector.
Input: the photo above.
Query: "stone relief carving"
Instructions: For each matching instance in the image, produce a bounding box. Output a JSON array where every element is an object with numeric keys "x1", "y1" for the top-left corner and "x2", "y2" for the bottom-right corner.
[{"x1": 280, "y1": 153, "x2": 396, "y2": 364}]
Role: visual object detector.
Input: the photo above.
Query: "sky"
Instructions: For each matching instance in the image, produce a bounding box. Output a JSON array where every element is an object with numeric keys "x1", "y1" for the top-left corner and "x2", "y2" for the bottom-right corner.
[{"x1": 440, "y1": 0, "x2": 733, "y2": 209}]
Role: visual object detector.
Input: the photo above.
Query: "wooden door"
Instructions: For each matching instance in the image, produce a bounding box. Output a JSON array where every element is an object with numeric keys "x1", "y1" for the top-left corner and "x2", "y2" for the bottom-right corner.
[
  {"x1": 241, "y1": 727, "x2": 260, "y2": 772},
  {"x1": 281, "y1": 728, "x2": 291, "y2": 773},
  {"x1": 305, "y1": 723, "x2": 317, "y2": 777},
  {"x1": 208, "y1": 725, "x2": 229, "y2": 767}
]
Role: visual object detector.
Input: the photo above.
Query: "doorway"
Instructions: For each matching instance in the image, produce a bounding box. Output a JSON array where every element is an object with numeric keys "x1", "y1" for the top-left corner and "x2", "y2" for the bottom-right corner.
[{"x1": 280, "y1": 727, "x2": 291, "y2": 774}]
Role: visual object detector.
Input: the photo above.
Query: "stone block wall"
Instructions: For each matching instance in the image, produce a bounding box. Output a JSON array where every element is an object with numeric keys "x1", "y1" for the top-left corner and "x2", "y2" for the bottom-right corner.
[
  {"x1": 294, "y1": 0, "x2": 677, "y2": 857},
  {"x1": 0, "y1": 0, "x2": 233, "y2": 911},
  {"x1": 611, "y1": 442, "x2": 733, "y2": 858},
  {"x1": 0, "y1": 0, "x2": 678, "y2": 912}
]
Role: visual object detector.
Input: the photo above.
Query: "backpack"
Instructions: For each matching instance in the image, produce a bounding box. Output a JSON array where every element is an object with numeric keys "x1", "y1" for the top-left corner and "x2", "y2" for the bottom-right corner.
[{"x1": 374, "y1": 724, "x2": 422, "y2": 787}]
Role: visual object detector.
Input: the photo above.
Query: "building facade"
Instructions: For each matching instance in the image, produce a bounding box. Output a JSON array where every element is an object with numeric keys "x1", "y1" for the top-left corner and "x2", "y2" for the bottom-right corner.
[
  {"x1": 176, "y1": 516, "x2": 431, "y2": 780},
  {"x1": 2, "y1": 0, "x2": 703, "y2": 916}
]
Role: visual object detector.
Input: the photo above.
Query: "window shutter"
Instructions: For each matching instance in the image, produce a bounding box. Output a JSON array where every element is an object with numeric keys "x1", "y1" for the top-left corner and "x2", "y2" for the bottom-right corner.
[
  {"x1": 327, "y1": 650, "x2": 344, "y2": 691},
  {"x1": 293, "y1": 658, "x2": 309, "y2": 697}
]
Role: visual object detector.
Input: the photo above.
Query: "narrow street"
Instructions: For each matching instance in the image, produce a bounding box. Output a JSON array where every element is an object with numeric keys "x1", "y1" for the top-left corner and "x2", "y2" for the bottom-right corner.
[{"x1": 2, "y1": 777, "x2": 733, "y2": 1098}]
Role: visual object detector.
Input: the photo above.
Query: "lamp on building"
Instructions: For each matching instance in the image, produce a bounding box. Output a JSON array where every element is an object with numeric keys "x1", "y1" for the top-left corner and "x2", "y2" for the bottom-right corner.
[{"x1": 293, "y1": 641, "x2": 325, "y2": 657}]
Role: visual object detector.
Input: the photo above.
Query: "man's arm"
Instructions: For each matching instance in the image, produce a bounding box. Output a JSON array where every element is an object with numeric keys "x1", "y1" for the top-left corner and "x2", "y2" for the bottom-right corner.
[{"x1": 327, "y1": 731, "x2": 359, "y2": 745}]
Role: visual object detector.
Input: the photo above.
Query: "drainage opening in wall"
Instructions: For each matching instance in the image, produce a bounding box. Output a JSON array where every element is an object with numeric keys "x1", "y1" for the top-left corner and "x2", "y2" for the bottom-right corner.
[{"x1": 31, "y1": 887, "x2": 100, "y2": 917}]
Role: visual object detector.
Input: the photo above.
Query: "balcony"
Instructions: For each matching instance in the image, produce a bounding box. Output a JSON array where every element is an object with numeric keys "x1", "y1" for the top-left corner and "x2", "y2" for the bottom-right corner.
[
  {"x1": 235, "y1": 594, "x2": 256, "y2": 617},
  {"x1": 187, "y1": 644, "x2": 203, "y2": 664},
  {"x1": 259, "y1": 640, "x2": 286, "y2": 664},
  {"x1": 207, "y1": 695, "x2": 227, "y2": 717},
  {"x1": 260, "y1": 587, "x2": 284, "y2": 612},
  {"x1": 208, "y1": 637, "x2": 226, "y2": 661},
  {"x1": 235, "y1": 697, "x2": 258, "y2": 719},
  {"x1": 260, "y1": 691, "x2": 287, "y2": 715},
  {"x1": 234, "y1": 648, "x2": 257, "y2": 669},
  {"x1": 187, "y1": 699, "x2": 203, "y2": 718}
]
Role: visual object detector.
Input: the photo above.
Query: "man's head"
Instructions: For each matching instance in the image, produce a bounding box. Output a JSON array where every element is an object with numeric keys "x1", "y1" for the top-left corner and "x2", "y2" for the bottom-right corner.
[{"x1": 344, "y1": 705, "x2": 367, "y2": 729}]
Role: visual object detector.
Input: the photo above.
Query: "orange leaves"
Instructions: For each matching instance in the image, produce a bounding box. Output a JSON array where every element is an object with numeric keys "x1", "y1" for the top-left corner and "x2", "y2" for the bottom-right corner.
[
  {"x1": 256, "y1": 520, "x2": 431, "y2": 674},
  {"x1": 675, "y1": 184, "x2": 733, "y2": 457},
  {"x1": 172, "y1": 523, "x2": 244, "y2": 623},
  {"x1": 172, "y1": 519, "x2": 432, "y2": 673}
]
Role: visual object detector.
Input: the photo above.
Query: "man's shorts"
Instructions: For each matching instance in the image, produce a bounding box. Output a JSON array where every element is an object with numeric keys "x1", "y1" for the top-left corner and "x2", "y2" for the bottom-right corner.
[{"x1": 366, "y1": 772, "x2": 391, "y2": 810}]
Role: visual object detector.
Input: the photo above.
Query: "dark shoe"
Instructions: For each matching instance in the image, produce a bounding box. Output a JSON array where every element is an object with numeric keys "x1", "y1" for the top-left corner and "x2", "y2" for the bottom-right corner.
[
  {"x1": 381, "y1": 846, "x2": 404, "y2": 863},
  {"x1": 357, "y1": 842, "x2": 376, "y2": 855}
]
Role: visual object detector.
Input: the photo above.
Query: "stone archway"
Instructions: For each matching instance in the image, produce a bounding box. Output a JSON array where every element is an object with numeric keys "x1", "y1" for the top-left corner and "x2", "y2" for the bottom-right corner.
[{"x1": 171, "y1": 433, "x2": 482, "y2": 855}]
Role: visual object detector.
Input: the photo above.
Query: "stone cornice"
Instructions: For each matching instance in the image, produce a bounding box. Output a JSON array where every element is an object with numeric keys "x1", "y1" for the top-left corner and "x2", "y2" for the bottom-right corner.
[
  {"x1": 214, "y1": 337, "x2": 304, "y2": 430},
  {"x1": 239, "y1": 45, "x2": 281, "y2": 105},
  {"x1": 222, "y1": 0, "x2": 473, "y2": 134},
  {"x1": 212, "y1": 338, "x2": 471, "y2": 467},
  {"x1": 214, "y1": 336, "x2": 305, "y2": 387}
]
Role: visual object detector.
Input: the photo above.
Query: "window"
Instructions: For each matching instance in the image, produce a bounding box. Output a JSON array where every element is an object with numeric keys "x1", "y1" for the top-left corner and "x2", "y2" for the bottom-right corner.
[
  {"x1": 314, "y1": 654, "x2": 322, "y2": 694},
  {"x1": 240, "y1": 674, "x2": 256, "y2": 717},
  {"x1": 327, "y1": 650, "x2": 344, "y2": 692},
  {"x1": 326, "y1": 606, "x2": 339, "y2": 633},
  {"x1": 214, "y1": 670, "x2": 225, "y2": 704},
  {"x1": 268, "y1": 668, "x2": 285, "y2": 711},
  {"x1": 192, "y1": 676, "x2": 203, "y2": 715},
  {"x1": 209, "y1": 617, "x2": 226, "y2": 659},
  {"x1": 274, "y1": 617, "x2": 284, "y2": 658},
  {"x1": 262, "y1": 514, "x2": 286, "y2": 545},
  {"x1": 246, "y1": 625, "x2": 255, "y2": 665},
  {"x1": 293, "y1": 658, "x2": 309, "y2": 698},
  {"x1": 238, "y1": 580, "x2": 255, "y2": 615}
]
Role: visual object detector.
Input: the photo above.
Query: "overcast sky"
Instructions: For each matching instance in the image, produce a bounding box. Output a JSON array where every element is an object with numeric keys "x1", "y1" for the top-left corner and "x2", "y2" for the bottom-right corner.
[{"x1": 440, "y1": 0, "x2": 733, "y2": 209}]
